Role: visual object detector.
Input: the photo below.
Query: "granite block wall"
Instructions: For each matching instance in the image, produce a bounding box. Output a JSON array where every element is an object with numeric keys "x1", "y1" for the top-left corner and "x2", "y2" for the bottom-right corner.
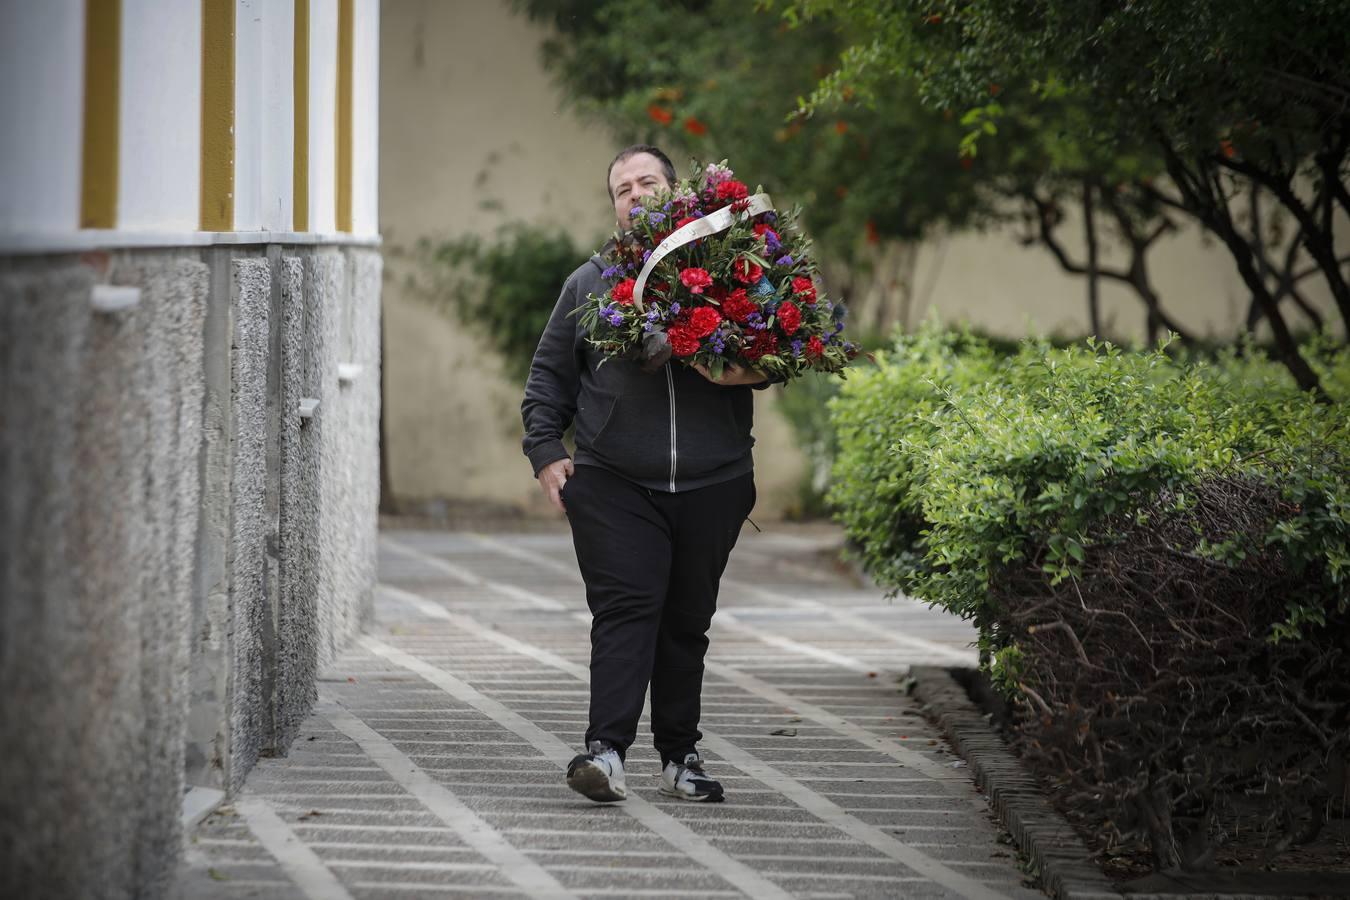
[{"x1": 0, "y1": 243, "x2": 381, "y2": 898}]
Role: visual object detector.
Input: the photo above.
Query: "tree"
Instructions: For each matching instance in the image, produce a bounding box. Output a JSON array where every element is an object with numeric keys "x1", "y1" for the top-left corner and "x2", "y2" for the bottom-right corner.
[{"x1": 786, "y1": 0, "x2": 1350, "y2": 394}]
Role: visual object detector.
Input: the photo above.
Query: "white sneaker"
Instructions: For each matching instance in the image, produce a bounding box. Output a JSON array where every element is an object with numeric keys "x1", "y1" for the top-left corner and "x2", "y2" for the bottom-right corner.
[
  {"x1": 660, "y1": 751, "x2": 724, "y2": 802},
  {"x1": 566, "y1": 740, "x2": 627, "y2": 802}
]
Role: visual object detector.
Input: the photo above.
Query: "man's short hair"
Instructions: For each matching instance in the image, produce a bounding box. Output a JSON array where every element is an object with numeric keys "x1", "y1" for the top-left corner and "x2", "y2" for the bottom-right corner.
[{"x1": 606, "y1": 144, "x2": 677, "y2": 201}]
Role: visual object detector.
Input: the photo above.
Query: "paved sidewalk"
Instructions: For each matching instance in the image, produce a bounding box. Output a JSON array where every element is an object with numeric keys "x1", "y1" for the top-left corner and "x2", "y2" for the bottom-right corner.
[{"x1": 177, "y1": 525, "x2": 1044, "y2": 899}]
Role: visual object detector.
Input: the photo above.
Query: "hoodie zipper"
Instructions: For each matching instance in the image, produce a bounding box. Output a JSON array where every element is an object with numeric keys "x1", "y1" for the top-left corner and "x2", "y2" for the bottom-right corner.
[{"x1": 664, "y1": 362, "x2": 677, "y2": 491}]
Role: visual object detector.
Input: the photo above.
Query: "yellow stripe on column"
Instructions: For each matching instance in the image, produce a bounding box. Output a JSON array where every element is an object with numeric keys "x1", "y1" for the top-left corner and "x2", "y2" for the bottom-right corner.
[
  {"x1": 294, "y1": 0, "x2": 310, "y2": 232},
  {"x1": 81, "y1": 0, "x2": 120, "y2": 229},
  {"x1": 200, "y1": 0, "x2": 235, "y2": 231},
  {"x1": 335, "y1": 0, "x2": 354, "y2": 233}
]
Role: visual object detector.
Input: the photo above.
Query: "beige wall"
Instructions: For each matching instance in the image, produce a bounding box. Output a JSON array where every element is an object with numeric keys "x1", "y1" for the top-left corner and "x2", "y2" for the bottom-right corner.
[{"x1": 910, "y1": 209, "x2": 1341, "y2": 343}]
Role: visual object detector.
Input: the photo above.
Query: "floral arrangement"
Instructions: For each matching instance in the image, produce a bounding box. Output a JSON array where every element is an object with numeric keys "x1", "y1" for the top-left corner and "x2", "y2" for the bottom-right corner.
[{"x1": 577, "y1": 161, "x2": 858, "y2": 381}]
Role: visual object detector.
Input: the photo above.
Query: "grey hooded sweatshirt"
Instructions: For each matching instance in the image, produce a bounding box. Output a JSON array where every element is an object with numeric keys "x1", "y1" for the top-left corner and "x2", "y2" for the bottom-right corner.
[{"x1": 521, "y1": 254, "x2": 770, "y2": 492}]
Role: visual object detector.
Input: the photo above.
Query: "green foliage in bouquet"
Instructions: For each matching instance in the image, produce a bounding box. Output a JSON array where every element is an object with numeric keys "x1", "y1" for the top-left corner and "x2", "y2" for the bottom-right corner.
[{"x1": 576, "y1": 160, "x2": 858, "y2": 382}]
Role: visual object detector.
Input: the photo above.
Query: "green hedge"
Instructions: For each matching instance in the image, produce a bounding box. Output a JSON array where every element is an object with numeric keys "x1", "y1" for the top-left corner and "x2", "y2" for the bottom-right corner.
[
  {"x1": 831, "y1": 326, "x2": 1349, "y2": 646},
  {"x1": 829, "y1": 326, "x2": 1349, "y2": 866}
]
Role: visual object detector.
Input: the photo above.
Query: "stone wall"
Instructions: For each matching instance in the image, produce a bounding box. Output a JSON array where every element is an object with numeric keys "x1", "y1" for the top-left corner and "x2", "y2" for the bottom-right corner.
[{"x1": 0, "y1": 243, "x2": 381, "y2": 899}]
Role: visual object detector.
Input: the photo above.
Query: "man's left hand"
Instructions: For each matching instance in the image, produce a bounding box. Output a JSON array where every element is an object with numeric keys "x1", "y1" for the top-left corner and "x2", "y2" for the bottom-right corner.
[{"x1": 693, "y1": 362, "x2": 768, "y2": 386}]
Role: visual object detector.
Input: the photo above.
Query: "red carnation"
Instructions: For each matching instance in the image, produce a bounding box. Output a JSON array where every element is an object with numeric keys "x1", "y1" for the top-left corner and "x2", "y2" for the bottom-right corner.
[
  {"x1": 753, "y1": 223, "x2": 779, "y2": 243},
  {"x1": 679, "y1": 267, "x2": 714, "y2": 295},
  {"x1": 676, "y1": 215, "x2": 700, "y2": 229},
  {"x1": 721, "y1": 288, "x2": 757, "y2": 324},
  {"x1": 689, "y1": 306, "x2": 722, "y2": 338},
  {"x1": 743, "y1": 331, "x2": 778, "y2": 362},
  {"x1": 733, "y1": 257, "x2": 763, "y2": 284},
  {"x1": 611, "y1": 279, "x2": 636, "y2": 305},
  {"x1": 806, "y1": 336, "x2": 825, "y2": 359},
  {"x1": 777, "y1": 301, "x2": 801, "y2": 335},
  {"x1": 716, "y1": 180, "x2": 749, "y2": 202},
  {"x1": 667, "y1": 326, "x2": 700, "y2": 357},
  {"x1": 791, "y1": 276, "x2": 818, "y2": 304}
]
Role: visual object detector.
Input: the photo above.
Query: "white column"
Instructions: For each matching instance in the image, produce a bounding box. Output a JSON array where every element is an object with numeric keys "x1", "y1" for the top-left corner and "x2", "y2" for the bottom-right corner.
[
  {"x1": 234, "y1": 0, "x2": 295, "y2": 232},
  {"x1": 351, "y1": 0, "x2": 380, "y2": 238},
  {"x1": 118, "y1": 0, "x2": 202, "y2": 232},
  {"x1": 307, "y1": 0, "x2": 338, "y2": 234},
  {"x1": 0, "y1": 1, "x2": 84, "y2": 237}
]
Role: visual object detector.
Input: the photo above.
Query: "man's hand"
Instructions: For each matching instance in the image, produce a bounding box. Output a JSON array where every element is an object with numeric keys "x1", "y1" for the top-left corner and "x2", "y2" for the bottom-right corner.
[
  {"x1": 693, "y1": 362, "x2": 768, "y2": 386},
  {"x1": 537, "y1": 457, "x2": 574, "y2": 514}
]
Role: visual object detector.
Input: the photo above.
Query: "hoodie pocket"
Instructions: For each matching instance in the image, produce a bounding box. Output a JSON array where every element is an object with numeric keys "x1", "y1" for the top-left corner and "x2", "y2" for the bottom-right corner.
[{"x1": 589, "y1": 394, "x2": 620, "y2": 446}]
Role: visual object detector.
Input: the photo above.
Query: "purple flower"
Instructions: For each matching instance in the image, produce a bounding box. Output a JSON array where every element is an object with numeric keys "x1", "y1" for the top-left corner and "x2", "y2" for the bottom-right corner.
[
  {"x1": 601, "y1": 305, "x2": 625, "y2": 327},
  {"x1": 775, "y1": 255, "x2": 793, "y2": 267},
  {"x1": 647, "y1": 211, "x2": 666, "y2": 226},
  {"x1": 629, "y1": 206, "x2": 643, "y2": 220},
  {"x1": 764, "y1": 231, "x2": 782, "y2": 253},
  {"x1": 642, "y1": 249, "x2": 653, "y2": 263},
  {"x1": 601, "y1": 264, "x2": 621, "y2": 279},
  {"x1": 764, "y1": 211, "x2": 778, "y2": 223},
  {"x1": 670, "y1": 302, "x2": 681, "y2": 315},
  {"x1": 790, "y1": 339, "x2": 803, "y2": 356}
]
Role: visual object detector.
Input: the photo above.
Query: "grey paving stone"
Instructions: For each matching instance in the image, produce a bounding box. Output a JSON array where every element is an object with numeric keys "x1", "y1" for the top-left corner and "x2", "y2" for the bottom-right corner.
[
  {"x1": 175, "y1": 526, "x2": 1044, "y2": 900},
  {"x1": 546, "y1": 866, "x2": 739, "y2": 891},
  {"x1": 324, "y1": 863, "x2": 514, "y2": 886}
]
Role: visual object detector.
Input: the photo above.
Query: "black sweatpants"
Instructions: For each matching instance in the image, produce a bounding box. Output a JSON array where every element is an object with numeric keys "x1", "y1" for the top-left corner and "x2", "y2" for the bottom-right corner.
[{"x1": 561, "y1": 463, "x2": 755, "y2": 766}]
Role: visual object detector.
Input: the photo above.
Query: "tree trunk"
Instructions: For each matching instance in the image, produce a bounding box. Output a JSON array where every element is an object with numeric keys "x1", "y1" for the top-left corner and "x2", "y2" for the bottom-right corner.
[
  {"x1": 1083, "y1": 180, "x2": 1103, "y2": 337},
  {"x1": 1220, "y1": 156, "x2": 1350, "y2": 329},
  {"x1": 1160, "y1": 146, "x2": 1327, "y2": 398},
  {"x1": 1246, "y1": 187, "x2": 1267, "y2": 334},
  {"x1": 1211, "y1": 202, "x2": 1328, "y2": 396}
]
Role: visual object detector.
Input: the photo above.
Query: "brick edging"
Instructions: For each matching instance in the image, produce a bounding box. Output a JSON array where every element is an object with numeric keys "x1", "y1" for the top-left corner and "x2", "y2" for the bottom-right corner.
[{"x1": 909, "y1": 666, "x2": 1121, "y2": 900}]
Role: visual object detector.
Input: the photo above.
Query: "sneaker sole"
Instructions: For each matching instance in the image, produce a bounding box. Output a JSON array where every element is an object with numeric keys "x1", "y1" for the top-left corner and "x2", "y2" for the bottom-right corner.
[
  {"x1": 658, "y1": 785, "x2": 724, "y2": 803},
  {"x1": 567, "y1": 760, "x2": 626, "y2": 803}
]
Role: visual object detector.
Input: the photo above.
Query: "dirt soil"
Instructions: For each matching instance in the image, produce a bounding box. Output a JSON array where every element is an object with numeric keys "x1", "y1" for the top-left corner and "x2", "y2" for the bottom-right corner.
[{"x1": 1005, "y1": 711, "x2": 1350, "y2": 886}]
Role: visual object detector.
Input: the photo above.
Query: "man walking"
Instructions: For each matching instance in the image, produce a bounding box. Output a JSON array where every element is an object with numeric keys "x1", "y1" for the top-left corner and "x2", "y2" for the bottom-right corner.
[{"x1": 521, "y1": 145, "x2": 771, "y2": 803}]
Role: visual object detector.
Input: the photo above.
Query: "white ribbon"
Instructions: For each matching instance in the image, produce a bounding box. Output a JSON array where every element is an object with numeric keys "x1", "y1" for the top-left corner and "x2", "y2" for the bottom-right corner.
[{"x1": 630, "y1": 193, "x2": 775, "y2": 312}]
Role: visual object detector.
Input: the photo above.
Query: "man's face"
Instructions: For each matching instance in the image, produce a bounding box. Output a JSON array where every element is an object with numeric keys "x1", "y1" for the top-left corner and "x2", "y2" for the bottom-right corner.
[{"x1": 609, "y1": 153, "x2": 671, "y2": 229}]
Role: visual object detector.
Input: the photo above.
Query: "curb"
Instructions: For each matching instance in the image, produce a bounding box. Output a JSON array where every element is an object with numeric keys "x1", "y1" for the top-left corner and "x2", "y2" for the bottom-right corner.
[
  {"x1": 181, "y1": 786, "x2": 226, "y2": 834},
  {"x1": 909, "y1": 665, "x2": 1122, "y2": 900}
]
